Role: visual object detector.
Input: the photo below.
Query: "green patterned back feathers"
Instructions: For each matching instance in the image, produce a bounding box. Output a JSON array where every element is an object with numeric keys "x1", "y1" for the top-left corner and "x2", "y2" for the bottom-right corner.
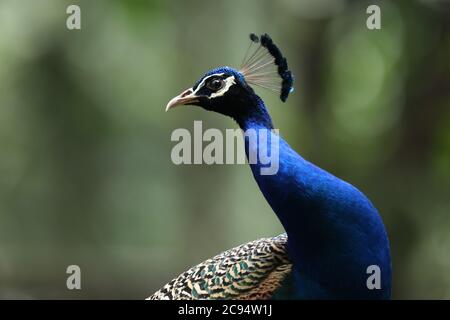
[{"x1": 148, "y1": 234, "x2": 291, "y2": 300}]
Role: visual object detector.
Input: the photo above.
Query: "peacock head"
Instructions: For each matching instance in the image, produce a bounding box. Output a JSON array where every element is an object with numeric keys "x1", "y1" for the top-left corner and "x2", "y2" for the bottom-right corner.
[
  {"x1": 165, "y1": 66, "x2": 253, "y2": 118},
  {"x1": 165, "y1": 34, "x2": 294, "y2": 120}
]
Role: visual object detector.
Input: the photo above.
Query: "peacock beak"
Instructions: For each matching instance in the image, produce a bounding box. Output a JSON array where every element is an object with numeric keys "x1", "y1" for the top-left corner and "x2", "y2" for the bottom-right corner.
[{"x1": 165, "y1": 88, "x2": 199, "y2": 112}]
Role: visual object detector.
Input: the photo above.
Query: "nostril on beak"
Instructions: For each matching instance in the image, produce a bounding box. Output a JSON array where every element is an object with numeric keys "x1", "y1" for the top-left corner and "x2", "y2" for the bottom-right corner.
[{"x1": 181, "y1": 89, "x2": 193, "y2": 98}]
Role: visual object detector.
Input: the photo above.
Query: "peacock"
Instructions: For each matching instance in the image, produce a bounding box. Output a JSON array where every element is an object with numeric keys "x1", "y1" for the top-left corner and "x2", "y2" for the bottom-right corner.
[{"x1": 149, "y1": 34, "x2": 391, "y2": 300}]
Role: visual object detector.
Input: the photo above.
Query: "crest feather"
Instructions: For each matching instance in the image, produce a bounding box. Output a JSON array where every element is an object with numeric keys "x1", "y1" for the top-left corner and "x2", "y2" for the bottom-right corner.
[{"x1": 240, "y1": 33, "x2": 294, "y2": 102}]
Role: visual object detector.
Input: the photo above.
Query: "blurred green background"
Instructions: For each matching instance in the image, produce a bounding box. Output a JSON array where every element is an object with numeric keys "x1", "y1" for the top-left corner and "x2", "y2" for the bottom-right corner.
[{"x1": 0, "y1": 0, "x2": 449, "y2": 299}]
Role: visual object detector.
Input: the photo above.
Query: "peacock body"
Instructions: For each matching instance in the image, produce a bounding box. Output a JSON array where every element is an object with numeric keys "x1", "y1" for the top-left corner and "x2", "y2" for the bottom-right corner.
[{"x1": 151, "y1": 34, "x2": 391, "y2": 300}]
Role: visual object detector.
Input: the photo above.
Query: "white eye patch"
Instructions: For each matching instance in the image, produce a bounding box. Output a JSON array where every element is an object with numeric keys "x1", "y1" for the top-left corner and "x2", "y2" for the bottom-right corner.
[
  {"x1": 210, "y1": 76, "x2": 235, "y2": 98},
  {"x1": 193, "y1": 73, "x2": 236, "y2": 99}
]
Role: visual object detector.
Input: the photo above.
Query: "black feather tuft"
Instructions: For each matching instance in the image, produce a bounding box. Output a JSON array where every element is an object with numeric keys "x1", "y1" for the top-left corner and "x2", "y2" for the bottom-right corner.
[
  {"x1": 249, "y1": 33, "x2": 259, "y2": 43},
  {"x1": 259, "y1": 34, "x2": 293, "y2": 102}
]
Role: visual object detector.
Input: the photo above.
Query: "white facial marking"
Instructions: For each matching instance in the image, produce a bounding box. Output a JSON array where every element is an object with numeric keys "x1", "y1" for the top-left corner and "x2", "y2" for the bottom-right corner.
[
  {"x1": 192, "y1": 73, "x2": 236, "y2": 99},
  {"x1": 210, "y1": 76, "x2": 235, "y2": 98},
  {"x1": 192, "y1": 73, "x2": 224, "y2": 95}
]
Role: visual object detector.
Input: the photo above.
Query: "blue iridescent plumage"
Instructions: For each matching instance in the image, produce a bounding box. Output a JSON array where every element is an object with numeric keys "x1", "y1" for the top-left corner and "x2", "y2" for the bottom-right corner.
[{"x1": 241, "y1": 97, "x2": 391, "y2": 299}]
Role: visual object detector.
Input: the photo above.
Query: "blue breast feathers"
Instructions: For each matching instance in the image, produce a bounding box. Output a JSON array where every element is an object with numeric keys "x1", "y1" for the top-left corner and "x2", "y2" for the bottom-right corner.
[{"x1": 242, "y1": 119, "x2": 392, "y2": 299}]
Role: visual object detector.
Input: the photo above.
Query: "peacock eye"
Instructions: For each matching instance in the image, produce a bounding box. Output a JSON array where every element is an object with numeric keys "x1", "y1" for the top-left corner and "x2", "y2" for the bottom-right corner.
[{"x1": 206, "y1": 78, "x2": 224, "y2": 91}]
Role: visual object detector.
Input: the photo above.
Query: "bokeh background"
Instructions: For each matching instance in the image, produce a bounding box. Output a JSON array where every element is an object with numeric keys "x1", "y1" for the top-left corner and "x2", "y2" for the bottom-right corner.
[{"x1": 0, "y1": 0, "x2": 449, "y2": 299}]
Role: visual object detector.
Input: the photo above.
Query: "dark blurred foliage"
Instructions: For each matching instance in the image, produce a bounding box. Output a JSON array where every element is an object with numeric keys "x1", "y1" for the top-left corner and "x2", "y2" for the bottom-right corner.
[{"x1": 0, "y1": 0, "x2": 449, "y2": 299}]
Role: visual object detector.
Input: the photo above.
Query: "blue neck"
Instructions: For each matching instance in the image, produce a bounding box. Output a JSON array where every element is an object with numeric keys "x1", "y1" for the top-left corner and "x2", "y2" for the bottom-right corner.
[{"x1": 236, "y1": 98, "x2": 391, "y2": 299}]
